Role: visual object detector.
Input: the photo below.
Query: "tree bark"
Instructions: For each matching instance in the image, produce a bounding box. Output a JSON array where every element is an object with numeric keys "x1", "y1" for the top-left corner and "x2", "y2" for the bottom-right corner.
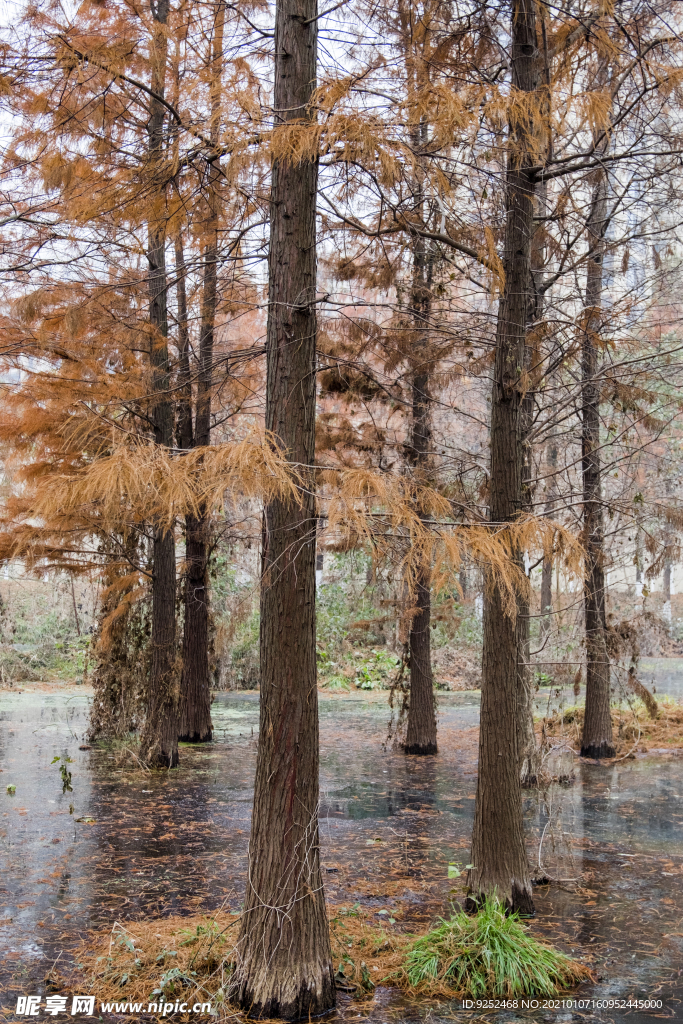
[
  {"x1": 405, "y1": 402, "x2": 437, "y2": 754},
  {"x1": 540, "y1": 434, "x2": 557, "y2": 637},
  {"x1": 405, "y1": 176, "x2": 437, "y2": 757},
  {"x1": 177, "y1": 185, "x2": 217, "y2": 743},
  {"x1": 174, "y1": 234, "x2": 193, "y2": 453},
  {"x1": 517, "y1": 171, "x2": 548, "y2": 788},
  {"x1": 229, "y1": 0, "x2": 334, "y2": 1014},
  {"x1": 580, "y1": 63, "x2": 615, "y2": 760},
  {"x1": 468, "y1": 0, "x2": 538, "y2": 913},
  {"x1": 406, "y1": 561, "x2": 437, "y2": 754},
  {"x1": 179, "y1": 511, "x2": 212, "y2": 742},
  {"x1": 662, "y1": 477, "x2": 673, "y2": 628},
  {"x1": 139, "y1": 0, "x2": 179, "y2": 769}
]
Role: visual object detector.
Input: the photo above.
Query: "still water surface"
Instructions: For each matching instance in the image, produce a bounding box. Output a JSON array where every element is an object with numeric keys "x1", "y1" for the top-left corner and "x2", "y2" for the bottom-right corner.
[{"x1": 1, "y1": 664, "x2": 682, "y2": 1022}]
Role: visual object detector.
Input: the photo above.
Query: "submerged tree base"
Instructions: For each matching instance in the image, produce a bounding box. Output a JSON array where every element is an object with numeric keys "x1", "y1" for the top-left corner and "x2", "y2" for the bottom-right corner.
[
  {"x1": 404, "y1": 741, "x2": 438, "y2": 756},
  {"x1": 231, "y1": 976, "x2": 336, "y2": 1021},
  {"x1": 146, "y1": 750, "x2": 179, "y2": 769},
  {"x1": 178, "y1": 731, "x2": 212, "y2": 744},
  {"x1": 464, "y1": 883, "x2": 535, "y2": 917},
  {"x1": 580, "y1": 741, "x2": 616, "y2": 759},
  {"x1": 543, "y1": 700, "x2": 683, "y2": 756}
]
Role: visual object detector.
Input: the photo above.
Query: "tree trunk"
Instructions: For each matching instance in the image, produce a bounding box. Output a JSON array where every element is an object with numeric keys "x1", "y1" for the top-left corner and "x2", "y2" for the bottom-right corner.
[
  {"x1": 177, "y1": 9, "x2": 225, "y2": 743},
  {"x1": 177, "y1": 209, "x2": 216, "y2": 743},
  {"x1": 517, "y1": 171, "x2": 548, "y2": 788},
  {"x1": 405, "y1": 201, "x2": 437, "y2": 756},
  {"x1": 174, "y1": 234, "x2": 193, "y2": 453},
  {"x1": 406, "y1": 431, "x2": 438, "y2": 759},
  {"x1": 580, "y1": 64, "x2": 615, "y2": 760},
  {"x1": 662, "y1": 478, "x2": 673, "y2": 628},
  {"x1": 459, "y1": 562, "x2": 468, "y2": 599},
  {"x1": 175, "y1": 237, "x2": 213, "y2": 743},
  {"x1": 406, "y1": 563, "x2": 437, "y2": 754},
  {"x1": 179, "y1": 512, "x2": 212, "y2": 742},
  {"x1": 540, "y1": 434, "x2": 558, "y2": 637},
  {"x1": 229, "y1": 0, "x2": 334, "y2": 1014},
  {"x1": 468, "y1": 0, "x2": 538, "y2": 913},
  {"x1": 139, "y1": 0, "x2": 178, "y2": 769},
  {"x1": 179, "y1": 232, "x2": 216, "y2": 739}
]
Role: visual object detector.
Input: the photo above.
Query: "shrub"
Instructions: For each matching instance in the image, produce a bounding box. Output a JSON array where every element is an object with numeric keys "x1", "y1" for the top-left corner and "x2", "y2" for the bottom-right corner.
[{"x1": 401, "y1": 898, "x2": 590, "y2": 998}]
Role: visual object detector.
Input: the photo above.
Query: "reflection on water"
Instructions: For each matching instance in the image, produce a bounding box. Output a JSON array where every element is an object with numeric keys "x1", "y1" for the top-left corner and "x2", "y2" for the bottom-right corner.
[{"x1": 0, "y1": 659, "x2": 682, "y2": 1022}]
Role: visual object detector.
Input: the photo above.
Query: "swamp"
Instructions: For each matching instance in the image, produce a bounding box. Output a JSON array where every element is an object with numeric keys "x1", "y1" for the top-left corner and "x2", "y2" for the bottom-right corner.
[
  {"x1": 3, "y1": 0, "x2": 683, "y2": 1019},
  {"x1": 1, "y1": 657, "x2": 682, "y2": 1022}
]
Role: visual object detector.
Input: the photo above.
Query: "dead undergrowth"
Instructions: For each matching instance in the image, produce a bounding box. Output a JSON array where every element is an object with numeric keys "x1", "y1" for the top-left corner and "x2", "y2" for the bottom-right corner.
[
  {"x1": 67, "y1": 898, "x2": 591, "y2": 1020},
  {"x1": 541, "y1": 698, "x2": 683, "y2": 755},
  {"x1": 69, "y1": 905, "x2": 405, "y2": 1019},
  {"x1": 69, "y1": 912, "x2": 238, "y2": 1016}
]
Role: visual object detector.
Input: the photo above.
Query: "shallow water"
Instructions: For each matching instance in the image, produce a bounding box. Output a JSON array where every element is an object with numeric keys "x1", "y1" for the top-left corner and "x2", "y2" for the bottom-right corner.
[
  {"x1": 639, "y1": 659, "x2": 683, "y2": 701},
  {"x1": 0, "y1": 661, "x2": 682, "y2": 1023}
]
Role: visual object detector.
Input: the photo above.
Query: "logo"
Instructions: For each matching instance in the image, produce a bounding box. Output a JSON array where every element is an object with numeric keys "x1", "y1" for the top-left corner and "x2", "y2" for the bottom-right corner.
[{"x1": 15, "y1": 995, "x2": 96, "y2": 1016}]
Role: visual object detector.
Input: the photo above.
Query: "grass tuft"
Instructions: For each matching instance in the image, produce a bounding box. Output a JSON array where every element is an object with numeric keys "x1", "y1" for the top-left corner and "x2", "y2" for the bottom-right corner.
[{"x1": 398, "y1": 898, "x2": 591, "y2": 998}]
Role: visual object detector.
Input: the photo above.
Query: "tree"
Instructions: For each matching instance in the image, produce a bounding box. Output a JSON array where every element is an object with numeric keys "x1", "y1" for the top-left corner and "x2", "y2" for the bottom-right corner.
[
  {"x1": 579, "y1": 49, "x2": 615, "y2": 760},
  {"x1": 177, "y1": 1, "x2": 227, "y2": 745},
  {"x1": 0, "y1": 0, "x2": 268, "y2": 762},
  {"x1": 401, "y1": 1, "x2": 438, "y2": 758},
  {"x1": 228, "y1": 0, "x2": 335, "y2": 1013},
  {"x1": 467, "y1": 0, "x2": 540, "y2": 913},
  {"x1": 138, "y1": 0, "x2": 180, "y2": 769},
  {"x1": 404, "y1": 227, "x2": 438, "y2": 757}
]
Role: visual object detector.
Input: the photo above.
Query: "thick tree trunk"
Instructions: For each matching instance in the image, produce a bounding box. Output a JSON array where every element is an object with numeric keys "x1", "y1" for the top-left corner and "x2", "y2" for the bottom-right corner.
[
  {"x1": 139, "y1": 0, "x2": 179, "y2": 769},
  {"x1": 229, "y1": 0, "x2": 334, "y2": 1014},
  {"x1": 469, "y1": 0, "x2": 538, "y2": 913},
  {"x1": 580, "y1": 76, "x2": 614, "y2": 760}
]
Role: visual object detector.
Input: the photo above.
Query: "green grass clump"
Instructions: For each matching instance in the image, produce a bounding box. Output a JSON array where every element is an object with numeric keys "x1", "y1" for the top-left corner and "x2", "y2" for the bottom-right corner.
[{"x1": 403, "y1": 898, "x2": 589, "y2": 998}]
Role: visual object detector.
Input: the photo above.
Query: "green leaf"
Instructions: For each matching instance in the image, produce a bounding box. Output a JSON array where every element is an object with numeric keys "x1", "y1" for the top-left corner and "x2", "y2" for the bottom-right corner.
[{"x1": 448, "y1": 863, "x2": 461, "y2": 878}]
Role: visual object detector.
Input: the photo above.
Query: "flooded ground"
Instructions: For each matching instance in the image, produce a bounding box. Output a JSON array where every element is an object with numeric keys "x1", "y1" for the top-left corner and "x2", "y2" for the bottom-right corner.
[{"x1": 0, "y1": 664, "x2": 682, "y2": 1023}]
